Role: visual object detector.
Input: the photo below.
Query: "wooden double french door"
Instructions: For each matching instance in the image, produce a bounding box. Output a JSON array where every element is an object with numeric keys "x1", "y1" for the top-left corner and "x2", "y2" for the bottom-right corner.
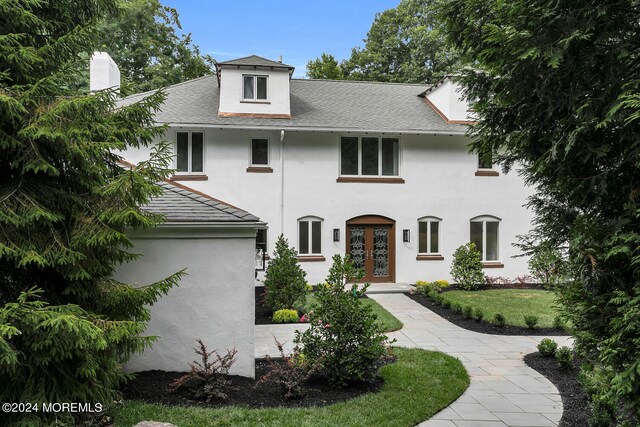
[{"x1": 346, "y1": 216, "x2": 396, "y2": 283}]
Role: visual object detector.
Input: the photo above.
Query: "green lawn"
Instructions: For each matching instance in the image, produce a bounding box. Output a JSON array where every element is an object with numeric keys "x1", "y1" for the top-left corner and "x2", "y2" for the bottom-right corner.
[
  {"x1": 441, "y1": 289, "x2": 559, "y2": 327},
  {"x1": 303, "y1": 294, "x2": 403, "y2": 333},
  {"x1": 110, "y1": 348, "x2": 469, "y2": 427}
]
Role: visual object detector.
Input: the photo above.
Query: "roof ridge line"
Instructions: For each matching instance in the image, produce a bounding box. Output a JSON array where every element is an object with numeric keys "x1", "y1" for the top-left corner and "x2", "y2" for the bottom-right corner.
[
  {"x1": 119, "y1": 74, "x2": 214, "y2": 101},
  {"x1": 294, "y1": 78, "x2": 430, "y2": 87}
]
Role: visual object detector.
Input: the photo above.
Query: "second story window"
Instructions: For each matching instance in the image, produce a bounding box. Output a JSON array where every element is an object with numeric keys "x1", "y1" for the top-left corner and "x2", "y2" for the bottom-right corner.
[
  {"x1": 251, "y1": 138, "x2": 269, "y2": 166},
  {"x1": 340, "y1": 136, "x2": 399, "y2": 177},
  {"x1": 243, "y1": 75, "x2": 268, "y2": 101},
  {"x1": 176, "y1": 131, "x2": 204, "y2": 173}
]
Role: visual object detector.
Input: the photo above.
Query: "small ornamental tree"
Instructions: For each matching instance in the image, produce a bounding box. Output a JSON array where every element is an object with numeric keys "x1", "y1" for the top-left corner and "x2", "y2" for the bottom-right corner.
[
  {"x1": 263, "y1": 235, "x2": 307, "y2": 311},
  {"x1": 450, "y1": 242, "x2": 486, "y2": 290},
  {"x1": 294, "y1": 255, "x2": 392, "y2": 387},
  {"x1": 528, "y1": 245, "x2": 568, "y2": 289}
]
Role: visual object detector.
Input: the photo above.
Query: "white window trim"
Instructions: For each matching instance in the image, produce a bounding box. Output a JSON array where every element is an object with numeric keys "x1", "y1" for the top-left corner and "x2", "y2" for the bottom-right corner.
[
  {"x1": 242, "y1": 74, "x2": 268, "y2": 101},
  {"x1": 338, "y1": 135, "x2": 402, "y2": 178},
  {"x1": 418, "y1": 216, "x2": 442, "y2": 255},
  {"x1": 250, "y1": 137, "x2": 270, "y2": 166},
  {"x1": 298, "y1": 216, "x2": 323, "y2": 255},
  {"x1": 175, "y1": 130, "x2": 205, "y2": 174},
  {"x1": 470, "y1": 215, "x2": 501, "y2": 262}
]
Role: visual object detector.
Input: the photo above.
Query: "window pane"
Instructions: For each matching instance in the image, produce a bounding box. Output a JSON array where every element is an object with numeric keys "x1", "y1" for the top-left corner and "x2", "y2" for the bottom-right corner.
[
  {"x1": 252, "y1": 138, "x2": 269, "y2": 165},
  {"x1": 486, "y1": 222, "x2": 499, "y2": 260},
  {"x1": 340, "y1": 137, "x2": 358, "y2": 175},
  {"x1": 243, "y1": 76, "x2": 254, "y2": 99},
  {"x1": 299, "y1": 221, "x2": 309, "y2": 254},
  {"x1": 176, "y1": 132, "x2": 188, "y2": 172},
  {"x1": 418, "y1": 221, "x2": 428, "y2": 253},
  {"x1": 470, "y1": 222, "x2": 483, "y2": 259},
  {"x1": 479, "y1": 149, "x2": 493, "y2": 169},
  {"x1": 430, "y1": 221, "x2": 439, "y2": 253},
  {"x1": 311, "y1": 221, "x2": 322, "y2": 254},
  {"x1": 256, "y1": 76, "x2": 267, "y2": 99},
  {"x1": 191, "y1": 132, "x2": 203, "y2": 172},
  {"x1": 256, "y1": 229, "x2": 267, "y2": 250},
  {"x1": 382, "y1": 138, "x2": 398, "y2": 176},
  {"x1": 361, "y1": 137, "x2": 379, "y2": 175}
]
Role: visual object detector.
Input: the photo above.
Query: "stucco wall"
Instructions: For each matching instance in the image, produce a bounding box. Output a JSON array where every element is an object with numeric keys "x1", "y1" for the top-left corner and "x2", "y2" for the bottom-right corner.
[
  {"x1": 112, "y1": 226, "x2": 256, "y2": 378},
  {"x1": 119, "y1": 128, "x2": 535, "y2": 285},
  {"x1": 218, "y1": 67, "x2": 291, "y2": 116}
]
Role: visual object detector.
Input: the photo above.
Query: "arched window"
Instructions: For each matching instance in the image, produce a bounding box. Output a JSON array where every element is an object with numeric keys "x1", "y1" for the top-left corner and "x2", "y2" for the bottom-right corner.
[
  {"x1": 298, "y1": 216, "x2": 323, "y2": 255},
  {"x1": 470, "y1": 215, "x2": 501, "y2": 261},
  {"x1": 418, "y1": 216, "x2": 441, "y2": 255}
]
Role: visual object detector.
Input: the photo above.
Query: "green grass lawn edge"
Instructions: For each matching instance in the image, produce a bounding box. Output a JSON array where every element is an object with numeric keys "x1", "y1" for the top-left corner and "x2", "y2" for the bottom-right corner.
[
  {"x1": 110, "y1": 348, "x2": 468, "y2": 427},
  {"x1": 440, "y1": 289, "x2": 559, "y2": 328}
]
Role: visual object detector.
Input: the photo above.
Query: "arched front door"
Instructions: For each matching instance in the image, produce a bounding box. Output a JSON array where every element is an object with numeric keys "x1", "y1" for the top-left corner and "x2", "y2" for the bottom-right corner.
[{"x1": 346, "y1": 215, "x2": 395, "y2": 283}]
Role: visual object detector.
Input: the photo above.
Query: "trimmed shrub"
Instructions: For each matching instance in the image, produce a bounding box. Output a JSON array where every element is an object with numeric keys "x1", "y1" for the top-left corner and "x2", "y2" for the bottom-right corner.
[
  {"x1": 537, "y1": 339, "x2": 558, "y2": 357},
  {"x1": 451, "y1": 302, "x2": 463, "y2": 314},
  {"x1": 264, "y1": 235, "x2": 308, "y2": 311},
  {"x1": 294, "y1": 255, "x2": 393, "y2": 387},
  {"x1": 462, "y1": 305, "x2": 473, "y2": 319},
  {"x1": 494, "y1": 313, "x2": 506, "y2": 327},
  {"x1": 442, "y1": 298, "x2": 452, "y2": 309},
  {"x1": 272, "y1": 309, "x2": 299, "y2": 324},
  {"x1": 450, "y1": 242, "x2": 486, "y2": 290},
  {"x1": 556, "y1": 346, "x2": 574, "y2": 370},
  {"x1": 171, "y1": 339, "x2": 237, "y2": 402},
  {"x1": 427, "y1": 290, "x2": 439, "y2": 301},
  {"x1": 524, "y1": 314, "x2": 539, "y2": 329},
  {"x1": 415, "y1": 280, "x2": 430, "y2": 293},
  {"x1": 553, "y1": 315, "x2": 565, "y2": 330},
  {"x1": 473, "y1": 308, "x2": 485, "y2": 322},
  {"x1": 528, "y1": 245, "x2": 569, "y2": 289},
  {"x1": 433, "y1": 280, "x2": 450, "y2": 290}
]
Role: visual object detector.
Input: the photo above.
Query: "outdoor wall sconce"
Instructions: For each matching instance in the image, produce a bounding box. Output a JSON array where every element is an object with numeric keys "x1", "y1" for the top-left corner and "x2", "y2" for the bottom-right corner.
[
  {"x1": 403, "y1": 229, "x2": 410, "y2": 243},
  {"x1": 333, "y1": 228, "x2": 340, "y2": 242}
]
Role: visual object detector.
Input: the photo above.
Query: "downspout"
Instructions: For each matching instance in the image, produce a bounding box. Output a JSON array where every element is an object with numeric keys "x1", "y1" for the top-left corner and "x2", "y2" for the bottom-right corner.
[{"x1": 279, "y1": 129, "x2": 285, "y2": 236}]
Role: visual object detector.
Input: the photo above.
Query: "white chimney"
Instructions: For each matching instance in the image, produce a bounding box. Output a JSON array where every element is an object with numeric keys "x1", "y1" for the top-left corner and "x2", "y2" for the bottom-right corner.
[{"x1": 90, "y1": 52, "x2": 120, "y2": 94}]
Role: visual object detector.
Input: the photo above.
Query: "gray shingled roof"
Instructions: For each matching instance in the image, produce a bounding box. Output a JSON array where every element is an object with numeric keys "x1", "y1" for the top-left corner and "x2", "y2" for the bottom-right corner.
[
  {"x1": 119, "y1": 75, "x2": 466, "y2": 134},
  {"x1": 217, "y1": 55, "x2": 293, "y2": 70},
  {"x1": 145, "y1": 181, "x2": 260, "y2": 223}
]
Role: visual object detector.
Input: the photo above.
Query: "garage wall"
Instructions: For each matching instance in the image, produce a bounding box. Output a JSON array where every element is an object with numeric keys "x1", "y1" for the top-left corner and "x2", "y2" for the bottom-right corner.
[{"x1": 112, "y1": 226, "x2": 256, "y2": 378}]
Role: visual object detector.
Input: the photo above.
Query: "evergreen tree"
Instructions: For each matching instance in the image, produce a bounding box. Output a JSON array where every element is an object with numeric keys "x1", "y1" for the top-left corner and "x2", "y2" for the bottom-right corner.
[
  {"x1": 439, "y1": 0, "x2": 640, "y2": 422},
  {"x1": 0, "y1": 1, "x2": 182, "y2": 422}
]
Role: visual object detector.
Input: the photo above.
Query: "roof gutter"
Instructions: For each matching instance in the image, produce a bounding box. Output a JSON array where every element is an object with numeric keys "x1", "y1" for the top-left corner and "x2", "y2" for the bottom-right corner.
[{"x1": 166, "y1": 123, "x2": 467, "y2": 136}]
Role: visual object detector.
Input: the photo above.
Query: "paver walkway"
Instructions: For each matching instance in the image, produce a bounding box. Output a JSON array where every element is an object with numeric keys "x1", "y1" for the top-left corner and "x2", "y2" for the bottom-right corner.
[{"x1": 255, "y1": 293, "x2": 572, "y2": 427}]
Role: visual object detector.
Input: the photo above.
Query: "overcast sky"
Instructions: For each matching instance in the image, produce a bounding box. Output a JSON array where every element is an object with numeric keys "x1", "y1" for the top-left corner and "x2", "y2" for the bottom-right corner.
[{"x1": 163, "y1": 0, "x2": 400, "y2": 78}]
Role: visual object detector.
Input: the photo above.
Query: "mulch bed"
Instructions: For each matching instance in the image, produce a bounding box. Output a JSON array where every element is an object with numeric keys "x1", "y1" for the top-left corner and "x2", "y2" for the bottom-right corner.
[
  {"x1": 121, "y1": 360, "x2": 383, "y2": 409},
  {"x1": 406, "y1": 292, "x2": 568, "y2": 336},
  {"x1": 524, "y1": 352, "x2": 590, "y2": 427}
]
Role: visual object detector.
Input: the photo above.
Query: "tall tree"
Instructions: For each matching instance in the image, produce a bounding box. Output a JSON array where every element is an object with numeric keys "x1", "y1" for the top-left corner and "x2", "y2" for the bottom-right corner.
[
  {"x1": 438, "y1": 0, "x2": 640, "y2": 423},
  {"x1": 306, "y1": 0, "x2": 460, "y2": 83},
  {"x1": 72, "y1": 0, "x2": 214, "y2": 95},
  {"x1": 0, "y1": 0, "x2": 180, "y2": 422},
  {"x1": 306, "y1": 53, "x2": 344, "y2": 80}
]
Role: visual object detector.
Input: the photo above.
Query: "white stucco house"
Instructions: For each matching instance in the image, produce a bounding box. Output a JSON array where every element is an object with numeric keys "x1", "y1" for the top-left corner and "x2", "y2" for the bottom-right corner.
[{"x1": 105, "y1": 53, "x2": 534, "y2": 286}]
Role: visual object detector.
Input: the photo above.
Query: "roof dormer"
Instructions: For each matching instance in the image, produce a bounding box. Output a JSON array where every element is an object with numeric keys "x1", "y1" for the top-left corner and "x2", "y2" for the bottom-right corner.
[
  {"x1": 215, "y1": 55, "x2": 294, "y2": 119},
  {"x1": 419, "y1": 76, "x2": 475, "y2": 124}
]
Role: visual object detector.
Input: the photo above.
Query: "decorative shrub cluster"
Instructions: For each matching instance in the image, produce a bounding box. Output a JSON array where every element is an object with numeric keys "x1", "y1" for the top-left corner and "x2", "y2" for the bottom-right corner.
[
  {"x1": 171, "y1": 339, "x2": 237, "y2": 402},
  {"x1": 537, "y1": 339, "x2": 558, "y2": 357},
  {"x1": 450, "y1": 243, "x2": 486, "y2": 290},
  {"x1": 473, "y1": 308, "x2": 485, "y2": 322},
  {"x1": 523, "y1": 314, "x2": 539, "y2": 329},
  {"x1": 257, "y1": 338, "x2": 310, "y2": 400},
  {"x1": 416, "y1": 280, "x2": 450, "y2": 295},
  {"x1": 294, "y1": 255, "x2": 393, "y2": 387},
  {"x1": 263, "y1": 235, "x2": 308, "y2": 311},
  {"x1": 272, "y1": 309, "x2": 299, "y2": 324},
  {"x1": 462, "y1": 305, "x2": 473, "y2": 319},
  {"x1": 493, "y1": 313, "x2": 506, "y2": 327},
  {"x1": 528, "y1": 245, "x2": 569, "y2": 289},
  {"x1": 555, "y1": 346, "x2": 573, "y2": 370}
]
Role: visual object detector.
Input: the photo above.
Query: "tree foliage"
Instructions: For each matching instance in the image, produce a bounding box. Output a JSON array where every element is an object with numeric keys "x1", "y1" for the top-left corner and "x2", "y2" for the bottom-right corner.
[
  {"x1": 0, "y1": 0, "x2": 181, "y2": 422},
  {"x1": 263, "y1": 235, "x2": 308, "y2": 311},
  {"x1": 306, "y1": 0, "x2": 460, "y2": 83},
  {"x1": 438, "y1": 0, "x2": 640, "y2": 421},
  {"x1": 450, "y1": 243, "x2": 485, "y2": 290},
  {"x1": 69, "y1": 0, "x2": 214, "y2": 95}
]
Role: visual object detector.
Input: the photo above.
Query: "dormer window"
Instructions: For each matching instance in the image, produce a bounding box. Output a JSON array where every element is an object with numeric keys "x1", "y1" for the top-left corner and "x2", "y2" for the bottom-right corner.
[{"x1": 243, "y1": 75, "x2": 268, "y2": 101}]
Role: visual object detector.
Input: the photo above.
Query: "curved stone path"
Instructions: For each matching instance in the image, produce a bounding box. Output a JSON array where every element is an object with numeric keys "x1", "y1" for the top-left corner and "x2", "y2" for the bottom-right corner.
[{"x1": 255, "y1": 293, "x2": 572, "y2": 427}]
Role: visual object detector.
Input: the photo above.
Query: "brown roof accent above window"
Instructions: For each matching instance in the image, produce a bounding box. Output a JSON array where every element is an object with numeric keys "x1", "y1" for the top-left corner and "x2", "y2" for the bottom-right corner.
[
  {"x1": 422, "y1": 97, "x2": 476, "y2": 125},
  {"x1": 218, "y1": 111, "x2": 291, "y2": 119}
]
